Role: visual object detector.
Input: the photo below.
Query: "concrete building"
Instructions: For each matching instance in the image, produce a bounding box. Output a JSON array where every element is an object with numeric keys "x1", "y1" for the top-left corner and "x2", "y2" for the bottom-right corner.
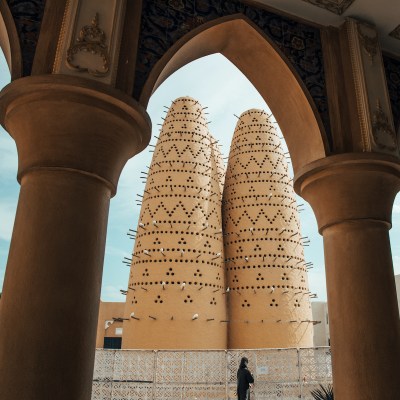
[
  {"x1": 223, "y1": 109, "x2": 313, "y2": 349},
  {"x1": 0, "y1": 1, "x2": 399, "y2": 399},
  {"x1": 122, "y1": 97, "x2": 227, "y2": 349},
  {"x1": 95, "y1": 301, "x2": 125, "y2": 349},
  {"x1": 311, "y1": 301, "x2": 330, "y2": 347}
]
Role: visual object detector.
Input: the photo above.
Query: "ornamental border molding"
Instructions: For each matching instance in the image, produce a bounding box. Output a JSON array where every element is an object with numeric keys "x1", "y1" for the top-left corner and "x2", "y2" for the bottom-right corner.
[
  {"x1": 300, "y1": 0, "x2": 356, "y2": 15},
  {"x1": 53, "y1": 0, "x2": 70, "y2": 74},
  {"x1": 346, "y1": 19, "x2": 372, "y2": 151}
]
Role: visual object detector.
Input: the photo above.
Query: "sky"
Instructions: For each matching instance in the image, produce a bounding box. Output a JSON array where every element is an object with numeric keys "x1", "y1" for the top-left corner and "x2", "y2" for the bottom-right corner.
[{"x1": 0, "y1": 50, "x2": 399, "y2": 304}]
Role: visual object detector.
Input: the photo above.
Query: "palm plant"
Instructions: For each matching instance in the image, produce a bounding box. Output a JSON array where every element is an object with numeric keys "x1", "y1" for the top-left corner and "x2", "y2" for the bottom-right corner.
[{"x1": 310, "y1": 383, "x2": 334, "y2": 400}]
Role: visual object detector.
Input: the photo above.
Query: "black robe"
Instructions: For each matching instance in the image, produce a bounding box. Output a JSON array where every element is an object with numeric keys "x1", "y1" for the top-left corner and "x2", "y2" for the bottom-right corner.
[{"x1": 237, "y1": 366, "x2": 254, "y2": 400}]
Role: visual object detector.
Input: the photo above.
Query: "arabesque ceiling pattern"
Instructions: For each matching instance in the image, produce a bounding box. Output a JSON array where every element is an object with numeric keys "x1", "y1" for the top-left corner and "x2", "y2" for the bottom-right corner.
[
  {"x1": 383, "y1": 55, "x2": 400, "y2": 132},
  {"x1": 135, "y1": 0, "x2": 331, "y2": 146}
]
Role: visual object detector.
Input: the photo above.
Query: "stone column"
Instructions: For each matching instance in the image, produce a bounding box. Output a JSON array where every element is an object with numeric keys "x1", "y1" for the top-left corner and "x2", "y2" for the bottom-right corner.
[
  {"x1": 0, "y1": 75, "x2": 151, "y2": 400},
  {"x1": 295, "y1": 153, "x2": 400, "y2": 400}
]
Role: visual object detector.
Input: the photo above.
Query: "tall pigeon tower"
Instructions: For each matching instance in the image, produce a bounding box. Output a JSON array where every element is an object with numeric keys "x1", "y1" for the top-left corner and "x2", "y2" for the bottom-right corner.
[
  {"x1": 122, "y1": 97, "x2": 227, "y2": 349},
  {"x1": 223, "y1": 109, "x2": 313, "y2": 349}
]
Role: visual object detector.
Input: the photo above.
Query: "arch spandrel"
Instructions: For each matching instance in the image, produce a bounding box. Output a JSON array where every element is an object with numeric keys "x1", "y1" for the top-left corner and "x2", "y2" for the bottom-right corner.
[
  {"x1": 134, "y1": 1, "x2": 330, "y2": 140},
  {"x1": 140, "y1": 16, "x2": 328, "y2": 174},
  {"x1": 383, "y1": 54, "x2": 400, "y2": 136}
]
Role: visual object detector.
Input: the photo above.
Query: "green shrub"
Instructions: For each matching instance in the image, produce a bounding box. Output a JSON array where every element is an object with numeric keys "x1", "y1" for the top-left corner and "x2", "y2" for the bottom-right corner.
[{"x1": 310, "y1": 383, "x2": 334, "y2": 400}]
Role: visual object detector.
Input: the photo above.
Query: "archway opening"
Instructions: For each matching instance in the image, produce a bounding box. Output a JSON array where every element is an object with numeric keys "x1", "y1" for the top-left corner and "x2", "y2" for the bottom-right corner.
[
  {"x1": 0, "y1": 2, "x2": 22, "y2": 79},
  {"x1": 101, "y1": 54, "x2": 327, "y2": 349},
  {"x1": 141, "y1": 16, "x2": 328, "y2": 174},
  {"x1": 0, "y1": 46, "x2": 16, "y2": 296},
  {"x1": 390, "y1": 193, "x2": 400, "y2": 279}
]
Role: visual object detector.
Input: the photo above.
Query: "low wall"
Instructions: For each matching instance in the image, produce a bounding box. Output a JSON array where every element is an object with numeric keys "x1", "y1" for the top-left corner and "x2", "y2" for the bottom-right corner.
[{"x1": 92, "y1": 347, "x2": 332, "y2": 399}]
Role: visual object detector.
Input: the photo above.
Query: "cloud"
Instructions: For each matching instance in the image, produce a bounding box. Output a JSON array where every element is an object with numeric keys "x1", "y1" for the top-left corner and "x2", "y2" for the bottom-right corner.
[
  {"x1": 105, "y1": 245, "x2": 131, "y2": 259},
  {"x1": 101, "y1": 285, "x2": 126, "y2": 302},
  {"x1": 307, "y1": 267, "x2": 327, "y2": 302},
  {"x1": 392, "y1": 255, "x2": 400, "y2": 276},
  {"x1": 0, "y1": 263, "x2": 6, "y2": 292},
  {"x1": 0, "y1": 199, "x2": 17, "y2": 241},
  {"x1": 0, "y1": 131, "x2": 18, "y2": 179}
]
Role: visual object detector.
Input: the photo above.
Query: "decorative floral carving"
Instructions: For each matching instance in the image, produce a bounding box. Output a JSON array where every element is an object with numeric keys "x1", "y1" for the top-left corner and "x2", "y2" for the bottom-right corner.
[
  {"x1": 372, "y1": 99, "x2": 397, "y2": 152},
  {"x1": 300, "y1": 0, "x2": 355, "y2": 15},
  {"x1": 357, "y1": 24, "x2": 378, "y2": 63},
  {"x1": 66, "y1": 13, "x2": 110, "y2": 77}
]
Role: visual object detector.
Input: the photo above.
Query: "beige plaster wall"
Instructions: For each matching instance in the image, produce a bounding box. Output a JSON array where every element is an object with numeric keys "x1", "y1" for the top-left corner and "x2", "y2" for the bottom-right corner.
[
  {"x1": 96, "y1": 301, "x2": 125, "y2": 348},
  {"x1": 223, "y1": 110, "x2": 313, "y2": 349}
]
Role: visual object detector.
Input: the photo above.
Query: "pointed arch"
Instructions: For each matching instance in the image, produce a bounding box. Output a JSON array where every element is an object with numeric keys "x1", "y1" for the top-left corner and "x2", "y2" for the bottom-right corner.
[
  {"x1": 0, "y1": 1, "x2": 22, "y2": 79},
  {"x1": 141, "y1": 15, "x2": 328, "y2": 173}
]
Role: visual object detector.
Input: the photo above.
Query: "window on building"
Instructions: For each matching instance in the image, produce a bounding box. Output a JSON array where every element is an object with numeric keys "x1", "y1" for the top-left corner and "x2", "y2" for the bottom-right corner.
[{"x1": 103, "y1": 337, "x2": 122, "y2": 349}]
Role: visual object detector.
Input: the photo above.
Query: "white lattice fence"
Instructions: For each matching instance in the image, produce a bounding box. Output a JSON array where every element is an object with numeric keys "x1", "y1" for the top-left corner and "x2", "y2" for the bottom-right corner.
[
  {"x1": 299, "y1": 347, "x2": 333, "y2": 400},
  {"x1": 92, "y1": 347, "x2": 332, "y2": 400}
]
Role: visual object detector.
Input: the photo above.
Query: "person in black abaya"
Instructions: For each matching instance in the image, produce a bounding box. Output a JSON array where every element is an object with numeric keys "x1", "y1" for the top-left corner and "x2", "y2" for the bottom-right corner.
[{"x1": 237, "y1": 357, "x2": 254, "y2": 400}]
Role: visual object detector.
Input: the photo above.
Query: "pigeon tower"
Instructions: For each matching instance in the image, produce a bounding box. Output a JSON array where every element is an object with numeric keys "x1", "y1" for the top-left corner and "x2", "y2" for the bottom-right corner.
[
  {"x1": 122, "y1": 97, "x2": 227, "y2": 349},
  {"x1": 223, "y1": 109, "x2": 313, "y2": 349}
]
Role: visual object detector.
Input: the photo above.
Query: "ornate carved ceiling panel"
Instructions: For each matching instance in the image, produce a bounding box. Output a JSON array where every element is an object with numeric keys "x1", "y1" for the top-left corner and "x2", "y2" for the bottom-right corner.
[{"x1": 300, "y1": 0, "x2": 356, "y2": 16}]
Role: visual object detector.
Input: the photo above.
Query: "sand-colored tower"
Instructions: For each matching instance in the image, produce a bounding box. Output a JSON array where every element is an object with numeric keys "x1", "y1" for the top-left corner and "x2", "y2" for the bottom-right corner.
[
  {"x1": 223, "y1": 109, "x2": 313, "y2": 349},
  {"x1": 122, "y1": 97, "x2": 227, "y2": 349}
]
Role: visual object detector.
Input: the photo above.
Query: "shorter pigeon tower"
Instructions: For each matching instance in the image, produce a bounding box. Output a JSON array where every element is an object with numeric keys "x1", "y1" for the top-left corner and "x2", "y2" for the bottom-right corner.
[{"x1": 223, "y1": 109, "x2": 313, "y2": 349}]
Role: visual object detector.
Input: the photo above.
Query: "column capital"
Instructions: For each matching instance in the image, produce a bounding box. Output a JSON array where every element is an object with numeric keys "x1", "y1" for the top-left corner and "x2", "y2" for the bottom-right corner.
[
  {"x1": 294, "y1": 153, "x2": 400, "y2": 232},
  {"x1": 0, "y1": 74, "x2": 151, "y2": 195}
]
